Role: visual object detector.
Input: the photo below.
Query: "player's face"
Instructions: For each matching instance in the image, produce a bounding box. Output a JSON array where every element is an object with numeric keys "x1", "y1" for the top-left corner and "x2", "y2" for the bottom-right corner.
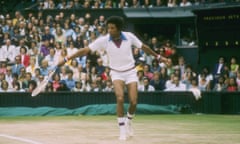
[{"x1": 107, "y1": 23, "x2": 120, "y2": 38}]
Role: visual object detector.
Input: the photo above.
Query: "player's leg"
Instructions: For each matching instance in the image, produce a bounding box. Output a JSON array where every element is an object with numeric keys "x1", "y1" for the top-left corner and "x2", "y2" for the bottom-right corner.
[
  {"x1": 126, "y1": 81, "x2": 138, "y2": 136},
  {"x1": 113, "y1": 79, "x2": 127, "y2": 140}
]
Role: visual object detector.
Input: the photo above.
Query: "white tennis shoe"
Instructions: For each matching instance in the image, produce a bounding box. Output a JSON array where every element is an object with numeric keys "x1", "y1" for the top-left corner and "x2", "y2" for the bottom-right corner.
[
  {"x1": 126, "y1": 120, "x2": 134, "y2": 137},
  {"x1": 119, "y1": 127, "x2": 127, "y2": 140}
]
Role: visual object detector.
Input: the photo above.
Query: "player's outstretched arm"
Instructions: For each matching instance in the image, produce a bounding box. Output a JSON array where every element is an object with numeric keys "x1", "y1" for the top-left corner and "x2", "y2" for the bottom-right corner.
[
  {"x1": 58, "y1": 47, "x2": 91, "y2": 66},
  {"x1": 141, "y1": 44, "x2": 168, "y2": 62}
]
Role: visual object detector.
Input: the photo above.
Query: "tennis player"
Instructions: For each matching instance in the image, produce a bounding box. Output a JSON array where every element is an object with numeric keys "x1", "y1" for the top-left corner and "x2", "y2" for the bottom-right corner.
[{"x1": 59, "y1": 16, "x2": 166, "y2": 140}]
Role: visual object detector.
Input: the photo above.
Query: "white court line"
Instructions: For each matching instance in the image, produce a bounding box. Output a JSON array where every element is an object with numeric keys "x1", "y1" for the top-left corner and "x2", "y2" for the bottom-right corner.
[{"x1": 0, "y1": 134, "x2": 43, "y2": 144}]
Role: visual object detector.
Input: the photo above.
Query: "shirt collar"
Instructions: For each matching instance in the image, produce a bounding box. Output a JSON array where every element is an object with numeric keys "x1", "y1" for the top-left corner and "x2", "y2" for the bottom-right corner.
[{"x1": 109, "y1": 32, "x2": 127, "y2": 41}]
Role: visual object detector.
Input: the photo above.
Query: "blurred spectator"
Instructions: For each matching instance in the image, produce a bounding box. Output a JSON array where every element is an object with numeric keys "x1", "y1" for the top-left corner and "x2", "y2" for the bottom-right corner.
[
  {"x1": 65, "y1": 70, "x2": 76, "y2": 90},
  {"x1": 229, "y1": 56, "x2": 239, "y2": 78},
  {"x1": 72, "y1": 81, "x2": 84, "y2": 92},
  {"x1": 212, "y1": 56, "x2": 226, "y2": 84},
  {"x1": 168, "y1": 0, "x2": 177, "y2": 7},
  {"x1": 0, "y1": 61, "x2": 7, "y2": 74},
  {"x1": 44, "y1": 48, "x2": 58, "y2": 67},
  {"x1": 179, "y1": 0, "x2": 192, "y2": 7},
  {"x1": 138, "y1": 77, "x2": 155, "y2": 91},
  {"x1": 52, "y1": 73, "x2": 61, "y2": 91},
  {"x1": 0, "y1": 80, "x2": 10, "y2": 92},
  {"x1": 143, "y1": 64, "x2": 153, "y2": 80},
  {"x1": 226, "y1": 77, "x2": 238, "y2": 92},
  {"x1": 212, "y1": 76, "x2": 227, "y2": 92},
  {"x1": 102, "y1": 80, "x2": 113, "y2": 92},
  {"x1": 165, "y1": 74, "x2": 186, "y2": 91},
  {"x1": 19, "y1": 46, "x2": 30, "y2": 67},
  {"x1": 0, "y1": 39, "x2": 16, "y2": 63},
  {"x1": 11, "y1": 55, "x2": 24, "y2": 75},
  {"x1": 26, "y1": 56, "x2": 39, "y2": 77},
  {"x1": 149, "y1": 71, "x2": 166, "y2": 91}
]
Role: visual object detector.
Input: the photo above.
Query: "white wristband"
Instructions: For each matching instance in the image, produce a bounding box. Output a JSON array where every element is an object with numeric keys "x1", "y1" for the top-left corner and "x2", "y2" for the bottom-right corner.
[{"x1": 157, "y1": 55, "x2": 161, "y2": 59}]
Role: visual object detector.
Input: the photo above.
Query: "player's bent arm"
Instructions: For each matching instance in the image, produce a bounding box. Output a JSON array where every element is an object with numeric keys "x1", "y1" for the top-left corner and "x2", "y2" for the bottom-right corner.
[
  {"x1": 68, "y1": 47, "x2": 91, "y2": 60},
  {"x1": 141, "y1": 44, "x2": 168, "y2": 62},
  {"x1": 58, "y1": 47, "x2": 91, "y2": 66}
]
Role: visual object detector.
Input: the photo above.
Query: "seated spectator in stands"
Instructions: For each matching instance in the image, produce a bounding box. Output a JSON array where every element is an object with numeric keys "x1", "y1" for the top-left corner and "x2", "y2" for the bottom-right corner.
[
  {"x1": 236, "y1": 71, "x2": 240, "y2": 90},
  {"x1": 0, "y1": 72, "x2": 5, "y2": 86},
  {"x1": 0, "y1": 80, "x2": 10, "y2": 92},
  {"x1": 59, "y1": 48, "x2": 71, "y2": 66},
  {"x1": 44, "y1": 48, "x2": 58, "y2": 68},
  {"x1": 42, "y1": 26, "x2": 55, "y2": 42},
  {"x1": 26, "y1": 80, "x2": 37, "y2": 93},
  {"x1": 90, "y1": 79, "x2": 102, "y2": 92},
  {"x1": 229, "y1": 56, "x2": 239, "y2": 78},
  {"x1": 54, "y1": 27, "x2": 66, "y2": 44},
  {"x1": 131, "y1": 0, "x2": 141, "y2": 8},
  {"x1": 68, "y1": 59, "x2": 79, "y2": 81},
  {"x1": 40, "y1": 60, "x2": 52, "y2": 76},
  {"x1": 149, "y1": 71, "x2": 166, "y2": 91},
  {"x1": 198, "y1": 66, "x2": 213, "y2": 89},
  {"x1": 136, "y1": 57, "x2": 145, "y2": 72},
  {"x1": 0, "y1": 61, "x2": 7, "y2": 74},
  {"x1": 45, "y1": 81, "x2": 54, "y2": 92},
  {"x1": 5, "y1": 66, "x2": 13, "y2": 89},
  {"x1": 64, "y1": 23, "x2": 77, "y2": 42},
  {"x1": 226, "y1": 77, "x2": 238, "y2": 92},
  {"x1": 26, "y1": 56, "x2": 39, "y2": 78},
  {"x1": 101, "y1": 67, "x2": 111, "y2": 81},
  {"x1": 12, "y1": 56, "x2": 24, "y2": 75},
  {"x1": 212, "y1": 76, "x2": 227, "y2": 92},
  {"x1": 168, "y1": 0, "x2": 177, "y2": 7},
  {"x1": 150, "y1": 59, "x2": 161, "y2": 73},
  {"x1": 165, "y1": 74, "x2": 186, "y2": 91},
  {"x1": 65, "y1": 70, "x2": 76, "y2": 90},
  {"x1": 212, "y1": 56, "x2": 226, "y2": 84},
  {"x1": 31, "y1": 47, "x2": 44, "y2": 67},
  {"x1": 149, "y1": 36, "x2": 160, "y2": 53},
  {"x1": 142, "y1": 0, "x2": 153, "y2": 8},
  {"x1": 67, "y1": 41, "x2": 78, "y2": 57},
  {"x1": 19, "y1": 46, "x2": 30, "y2": 67},
  {"x1": 60, "y1": 66, "x2": 69, "y2": 80},
  {"x1": 138, "y1": 77, "x2": 155, "y2": 92},
  {"x1": 179, "y1": 0, "x2": 192, "y2": 7},
  {"x1": 72, "y1": 81, "x2": 84, "y2": 92},
  {"x1": 189, "y1": 78, "x2": 201, "y2": 100},
  {"x1": 102, "y1": 80, "x2": 114, "y2": 92},
  {"x1": 12, "y1": 81, "x2": 25, "y2": 92},
  {"x1": 40, "y1": 39, "x2": 51, "y2": 57},
  {"x1": 52, "y1": 73, "x2": 61, "y2": 92},
  {"x1": 1, "y1": 39, "x2": 16, "y2": 63},
  {"x1": 96, "y1": 58, "x2": 105, "y2": 75},
  {"x1": 22, "y1": 72, "x2": 32, "y2": 90},
  {"x1": 143, "y1": 64, "x2": 154, "y2": 80},
  {"x1": 118, "y1": 0, "x2": 129, "y2": 8},
  {"x1": 198, "y1": 72, "x2": 209, "y2": 91}
]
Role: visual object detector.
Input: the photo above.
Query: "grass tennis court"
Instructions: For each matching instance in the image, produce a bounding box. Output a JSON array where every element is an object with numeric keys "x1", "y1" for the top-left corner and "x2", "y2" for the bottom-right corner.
[{"x1": 0, "y1": 115, "x2": 239, "y2": 144}]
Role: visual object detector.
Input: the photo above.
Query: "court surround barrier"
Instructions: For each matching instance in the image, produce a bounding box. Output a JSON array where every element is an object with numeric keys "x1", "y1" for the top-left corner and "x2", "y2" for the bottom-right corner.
[{"x1": 0, "y1": 92, "x2": 239, "y2": 114}]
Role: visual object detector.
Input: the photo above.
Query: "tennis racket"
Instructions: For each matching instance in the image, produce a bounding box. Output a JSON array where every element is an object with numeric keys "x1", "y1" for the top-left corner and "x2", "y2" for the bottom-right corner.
[{"x1": 31, "y1": 67, "x2": 57, "y2": 97}]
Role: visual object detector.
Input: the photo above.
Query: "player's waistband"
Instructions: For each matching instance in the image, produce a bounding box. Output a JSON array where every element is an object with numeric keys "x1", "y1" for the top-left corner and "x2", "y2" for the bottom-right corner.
[{"x1": 110, "y1": 66, "x2": 135, "y2": 72}]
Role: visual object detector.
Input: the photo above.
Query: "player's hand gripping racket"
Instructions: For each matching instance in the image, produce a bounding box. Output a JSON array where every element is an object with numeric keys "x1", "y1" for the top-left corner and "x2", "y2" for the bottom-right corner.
[{"x1": 31, "y1": 67, "x2": 57, "y2": 97}]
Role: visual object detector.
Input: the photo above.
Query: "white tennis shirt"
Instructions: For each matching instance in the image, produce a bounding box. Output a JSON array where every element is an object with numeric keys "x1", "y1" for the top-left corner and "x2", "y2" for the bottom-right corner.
[{"x1": 89, "y1": 31, "x2": 142, "y2": 71}]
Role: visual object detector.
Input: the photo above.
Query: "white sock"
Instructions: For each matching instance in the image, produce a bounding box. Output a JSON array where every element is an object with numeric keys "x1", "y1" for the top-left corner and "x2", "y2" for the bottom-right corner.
[
  {"x1": 118, "y1": 117, "x2": 126, "y2": 134},
  {"x1": 126, "y1": 112, "x2": 134, "y2": 121}
]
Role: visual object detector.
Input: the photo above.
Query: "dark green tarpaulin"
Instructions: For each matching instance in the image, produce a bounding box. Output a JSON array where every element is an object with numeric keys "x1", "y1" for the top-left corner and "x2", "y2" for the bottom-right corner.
[{"x1": 0, "y1": 104, "x2": 191, "y2": 116}]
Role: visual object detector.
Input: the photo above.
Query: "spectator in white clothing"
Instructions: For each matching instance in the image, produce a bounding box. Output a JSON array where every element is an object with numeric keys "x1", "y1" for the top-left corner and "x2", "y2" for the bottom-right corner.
[{"x1": 138, "y1": 77, "x2": 155, "y2": 92}]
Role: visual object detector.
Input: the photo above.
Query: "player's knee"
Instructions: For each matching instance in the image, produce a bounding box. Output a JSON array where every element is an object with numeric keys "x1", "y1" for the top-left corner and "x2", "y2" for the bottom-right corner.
[
  {"x1": 116, "y1": 96, "x2": 124, "y2": 103},
  {"x1": 129, "y1": 100, "x2": 137, "y2": 107}
]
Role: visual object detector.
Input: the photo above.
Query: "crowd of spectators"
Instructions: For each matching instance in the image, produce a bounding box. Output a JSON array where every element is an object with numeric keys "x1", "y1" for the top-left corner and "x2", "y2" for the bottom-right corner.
[
  {"x1": 0, "y1": 9, "x2": 239, "y2": 96},
  {"x1": 1, "y1": 0, "x2": 238, "y2": 14}
]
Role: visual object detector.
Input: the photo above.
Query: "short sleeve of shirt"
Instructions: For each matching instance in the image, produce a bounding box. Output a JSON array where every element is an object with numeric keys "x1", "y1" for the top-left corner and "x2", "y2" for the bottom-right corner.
[
  {"x1": 127, "y1": 32, "x2": 142, "y2": 48},
  {"x1": 88, "y1": 36, "x2": 107, "y2": 52}
]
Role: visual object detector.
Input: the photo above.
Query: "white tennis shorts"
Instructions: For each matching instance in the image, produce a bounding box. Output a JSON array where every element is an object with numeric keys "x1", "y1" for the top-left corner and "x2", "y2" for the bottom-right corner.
[{"x1": 110, "y1": 68, "x2": 138, "y2": 84}]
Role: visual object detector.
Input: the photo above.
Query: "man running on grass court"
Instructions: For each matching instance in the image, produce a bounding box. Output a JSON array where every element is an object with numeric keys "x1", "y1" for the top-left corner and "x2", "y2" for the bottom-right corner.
[{"x1": 58, "y1": 16, "x2": 167, "y2": 140}]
